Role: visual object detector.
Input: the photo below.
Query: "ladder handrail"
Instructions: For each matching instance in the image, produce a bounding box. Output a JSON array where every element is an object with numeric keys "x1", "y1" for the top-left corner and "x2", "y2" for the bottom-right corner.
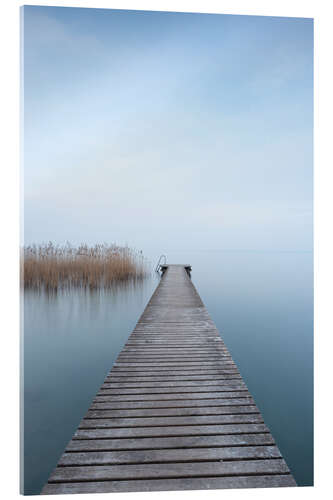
[{"x1": 155, "y1": 254, "x2": 167, "y2": 272}]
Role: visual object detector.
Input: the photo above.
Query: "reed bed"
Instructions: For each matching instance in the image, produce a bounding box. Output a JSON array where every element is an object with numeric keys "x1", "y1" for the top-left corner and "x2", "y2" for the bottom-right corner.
[{"x1": 22, "y1": 242, "x2": 148, "y2": 291}]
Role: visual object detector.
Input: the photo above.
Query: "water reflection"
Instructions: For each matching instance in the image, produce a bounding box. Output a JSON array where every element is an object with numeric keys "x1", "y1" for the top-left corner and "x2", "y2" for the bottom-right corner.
[{"x1": 23, "y1": 275, "x2": 158, "y2": 495}]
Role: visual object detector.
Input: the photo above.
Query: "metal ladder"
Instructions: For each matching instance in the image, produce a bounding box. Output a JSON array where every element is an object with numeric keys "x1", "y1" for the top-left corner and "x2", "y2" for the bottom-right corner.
[{"x1": 155, "y1": 254, "x2": 167, "y2": 272}]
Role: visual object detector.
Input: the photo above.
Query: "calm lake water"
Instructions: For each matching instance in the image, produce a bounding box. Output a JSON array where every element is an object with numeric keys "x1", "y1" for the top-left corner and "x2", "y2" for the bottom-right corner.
[{"x1": 22, "y1": 251, "x2": 313, "y2": 494}]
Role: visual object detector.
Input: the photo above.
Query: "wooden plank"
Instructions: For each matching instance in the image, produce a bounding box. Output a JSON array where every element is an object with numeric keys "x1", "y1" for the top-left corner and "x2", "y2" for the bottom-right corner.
[
  {"x1": 125, "y1": 343, "x2": 222, "y2": 346},
  {"x1": 129, "y1": 336, "x2": 221, "y2": 339},
  {"x1": 126, "y1": 341, "x2": 222, "y2": 344},
  {"x1": 117, "y1": 353, "x2": 233, "y2": 366},
  {"x1": 125, "y1": 340, "x2": 224, "y2": 343},
  {"x1": 126, "y1": 343, "x2": 224, "y2": 346},
  {"x1": 73, "y1": 423, "x2": 270, "y2": 440},
  {"x1": 128, "y1": 331, "x2": 221, "y2": 335},
  {"x1": 119, "y1": 351, "x2": 230, "y2": 356},
  {"x1": 124, "y1": 342, "x2": 227, "y2": 351},
  {"x1": 118, "y1": 351, "x2": 230, "y2": 356},
  {"x1": 102, "y1": 379, "x2": 243, "y2": 388},
  {"x1": 105, "y1": 374, "x2": 242, "y2": 382},
  {"x1": 48, "y1": 459, "x2": 289, "y2": 482},
  {"x1": 107, "y1": 370, "x2": 240, "y2": 377},
  {"x1": 85, "y1": 405, "x2": 259, "y2": 418},
  {"x1": 42, "y1": 475, "x2": 296, "y2": 494},
  {"x1": 124, "y1": 341, "x2": 225, "y2": 345},
  {"x1": 126, "y1": 338, "x2": 224, "y2": 341},
  {"x1": 133, "y1": 324, "x2": 217, "y2": 327},
  {"x1": 116, "y1": 357, "x2": 232, "y2": 362},
  {"x1": 127, "y1": 334, "x2": 222, "y2": 337},
  {"x1": 111, "y1": 368, "x2": 240, "y2": 375},
  {"x1": 119, "y1": 349, "x2": 229, "y2": 354},
  {"x1": 66, "y1": 433, "x2": 275, "y2": 452},
  {"x1": 98, "y1": 384, "x2": 247, "y2": 395},
  {"x1": 114, "y1": 362, "x2": 237, "y2": 368},
  {"x1": 94, "y1": 391, "x2": 250, "y2": 401},
  {"x1": 59, "y1": 445, "x2": 281, "y2": 466},
  {"x1": 90, "y1": 398, "x2": 255, "y2": 410},
  {"x1": 79, "y1": 414, "x2": 263, "y2": 428}
]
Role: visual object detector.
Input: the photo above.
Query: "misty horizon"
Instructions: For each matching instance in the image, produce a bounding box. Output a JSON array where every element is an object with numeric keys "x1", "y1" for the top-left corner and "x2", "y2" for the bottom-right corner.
[{"x1": 22, "y1": 7, "x2": 313, "y2": 253}]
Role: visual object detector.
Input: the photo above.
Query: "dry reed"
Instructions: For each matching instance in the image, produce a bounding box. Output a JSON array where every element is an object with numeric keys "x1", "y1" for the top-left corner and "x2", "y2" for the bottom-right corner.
[{"x1": 22, "y1": 242, "x2": 148, "y2": 291}]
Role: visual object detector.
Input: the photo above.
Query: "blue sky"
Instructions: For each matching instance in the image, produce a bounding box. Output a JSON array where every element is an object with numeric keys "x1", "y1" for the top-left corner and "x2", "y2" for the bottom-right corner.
[{"x1": 22, "y1": 6, "x2": 313, "y2": 252}]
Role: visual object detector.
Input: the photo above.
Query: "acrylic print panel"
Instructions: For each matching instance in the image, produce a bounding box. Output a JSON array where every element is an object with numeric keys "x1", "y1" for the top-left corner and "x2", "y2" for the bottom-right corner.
[{"x1": 21, "y1": 4, "x2": 313, "y2": 495}]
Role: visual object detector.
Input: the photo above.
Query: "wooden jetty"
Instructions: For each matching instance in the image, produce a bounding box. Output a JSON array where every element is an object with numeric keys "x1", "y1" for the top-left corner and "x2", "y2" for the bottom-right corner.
[{"x1": 42, "y1": 264, "x2": 296, "y2": 494}]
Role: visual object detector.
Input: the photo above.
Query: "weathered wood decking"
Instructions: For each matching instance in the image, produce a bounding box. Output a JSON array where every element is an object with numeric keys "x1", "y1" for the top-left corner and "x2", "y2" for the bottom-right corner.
[{"x1": 42, "y1": 264, "x2": 296, "y2": 494}]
